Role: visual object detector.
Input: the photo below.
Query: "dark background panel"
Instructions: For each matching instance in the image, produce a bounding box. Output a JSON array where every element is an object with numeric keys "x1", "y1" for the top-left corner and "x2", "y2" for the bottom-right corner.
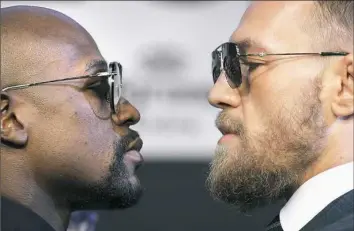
[{"x1": 95, "y1": 160, "x2": 285, "y2": 231}]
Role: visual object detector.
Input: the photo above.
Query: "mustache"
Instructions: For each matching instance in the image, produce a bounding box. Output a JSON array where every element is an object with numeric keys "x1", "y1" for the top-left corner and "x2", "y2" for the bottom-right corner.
[
  {"x1": 115, "y1": 129, "x2": 141, "y2": 156},
  {"x1": 215, "y1": 110, "x2": 244, "y2": 136}
]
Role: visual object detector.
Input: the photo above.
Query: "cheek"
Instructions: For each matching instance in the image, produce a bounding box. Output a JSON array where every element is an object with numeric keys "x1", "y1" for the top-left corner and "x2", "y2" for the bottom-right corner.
[
  {"x1": 241, "y1": 87, "x2": 272, "y2": 135},
  {"x1": 244, "y1": 60, "x2": 321, "y2": 132},
  {"x1": 29, "y1": 94, "x2": 115, "y2": 183}
]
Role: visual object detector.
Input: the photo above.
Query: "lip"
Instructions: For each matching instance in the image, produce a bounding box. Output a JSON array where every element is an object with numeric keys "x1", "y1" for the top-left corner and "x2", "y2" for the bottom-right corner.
[
  {"x1": 124, "y1": 137, "x2": 144, "y2": 169},
  {"x1": 124, "y1": 150, "x2": 144, "y2": 169},
  {"x1": 218, "y1": 134, "x2": 238, "y2": 144},
  {"x1": 126, "y1": 137, "x2": 143, "y2": 152}
]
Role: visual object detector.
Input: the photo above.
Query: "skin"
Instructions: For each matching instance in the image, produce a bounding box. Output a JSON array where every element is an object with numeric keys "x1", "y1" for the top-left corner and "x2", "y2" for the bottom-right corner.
[
  {"x1": 1, "y1": 6, "x2": 143, "y2": 231},
  {"x1": 207, "y1": 1, "x2": 353, "y2": 212}
]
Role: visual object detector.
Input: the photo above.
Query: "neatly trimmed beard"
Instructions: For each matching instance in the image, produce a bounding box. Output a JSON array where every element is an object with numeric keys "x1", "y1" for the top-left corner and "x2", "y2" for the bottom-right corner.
[
  {"x1": 56, "y1": 132, "x2": 143, "y2": 211},
  {"x1": 206, "y1": 80, "x2": 326, "y2": 212}
]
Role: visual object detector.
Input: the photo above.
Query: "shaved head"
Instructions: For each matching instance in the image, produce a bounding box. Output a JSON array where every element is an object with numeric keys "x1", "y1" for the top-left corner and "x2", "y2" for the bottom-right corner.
[
  {"x1": 1, "y1": 5, "x2": 100, "y2": 88},
  {"x1": 1, "y1": 6, "x2": 144, "y2": 231}
]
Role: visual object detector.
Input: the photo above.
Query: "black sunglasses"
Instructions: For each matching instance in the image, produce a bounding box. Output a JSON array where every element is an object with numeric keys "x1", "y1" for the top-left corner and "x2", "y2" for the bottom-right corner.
[
  {"x1": 211, "y1": 42, "x2": 349, "y2": 88},
  {"x1": 1, "y1": 61, "x2": 123, "y2": 118}
]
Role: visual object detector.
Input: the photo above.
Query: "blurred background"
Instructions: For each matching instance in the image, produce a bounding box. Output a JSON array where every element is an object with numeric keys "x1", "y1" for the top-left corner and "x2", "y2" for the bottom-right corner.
[{"x1": 1, "y1": 1, "x2": 284, "y2": 230}]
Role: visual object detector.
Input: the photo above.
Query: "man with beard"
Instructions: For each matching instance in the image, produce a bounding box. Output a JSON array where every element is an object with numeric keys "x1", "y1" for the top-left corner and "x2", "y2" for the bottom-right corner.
[
  {"x1": 1, "y1": 5, "x2": 144, "y2": 231},
  {"x1": 207, "y1": 1, "x2": 353, "y2": 231}
]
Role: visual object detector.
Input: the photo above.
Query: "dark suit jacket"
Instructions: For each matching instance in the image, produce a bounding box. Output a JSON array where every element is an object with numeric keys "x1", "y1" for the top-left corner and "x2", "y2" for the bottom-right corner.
[
  {"x1": 300, "y1": 190, "x2": 353, "y2": 231},
  {"x1": 1, "y1": 196, "x2": 55, "y2": 231}
]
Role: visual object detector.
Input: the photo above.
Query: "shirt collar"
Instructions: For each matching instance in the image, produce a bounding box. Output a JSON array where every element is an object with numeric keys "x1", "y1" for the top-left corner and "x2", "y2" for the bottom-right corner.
[{"x1": 280, "y1": 162, "x2": 354, "y2": 231}]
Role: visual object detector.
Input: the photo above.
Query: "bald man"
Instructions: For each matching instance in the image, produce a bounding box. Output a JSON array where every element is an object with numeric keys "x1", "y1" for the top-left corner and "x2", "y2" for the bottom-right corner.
[
  {"x1": 207, "y1": 1, "x2": 353, "y2": 231},
  {"x1": 1, "y1": 6, "x2": 144, "y2": 231}
]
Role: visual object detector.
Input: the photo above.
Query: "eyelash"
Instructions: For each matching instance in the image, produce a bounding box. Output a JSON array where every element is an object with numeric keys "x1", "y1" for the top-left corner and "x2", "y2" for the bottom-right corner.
[
  {"x1": 238, "y1": 60, "x2": 264, "y2": 88},
  {"x1": 241, "y1": 61, "x2": 263, "y2": 73},
  {"x1": 87, "y1": 80, "x2": 110, "y2": 102}
]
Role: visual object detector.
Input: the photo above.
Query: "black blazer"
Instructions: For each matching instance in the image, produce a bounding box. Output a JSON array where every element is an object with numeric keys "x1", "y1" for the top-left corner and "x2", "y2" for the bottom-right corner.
[
  {"x1": 301, "y1": 190, "x2": 353, "y2": 231},
  {"x1": 1, "y1": 196, "x2": 55, "y2": 231}
]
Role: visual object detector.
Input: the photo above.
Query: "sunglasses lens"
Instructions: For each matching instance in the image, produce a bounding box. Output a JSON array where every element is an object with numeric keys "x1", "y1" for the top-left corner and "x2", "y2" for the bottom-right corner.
[
  {"x1": 212, "y1": 51, "x2": 221, "y2": 83},
  {"x1": 213, "y1": 68, "x2": 221, "y2": 83},
  {"x1": 224, "y1": 55, "x2": 242, "y2": 88},
  {"x1": 86, "y1": 76, "x2": 111, "y2": 119},
  {"x1": 85, "y1": 62, "x2": 123, "y2": 118},
  {"x1": 110, "y1": 62, "x2": 122, "y2": 113},
  {"x1": 211, "y1": 43, "x2": 242, "y2": 88}
]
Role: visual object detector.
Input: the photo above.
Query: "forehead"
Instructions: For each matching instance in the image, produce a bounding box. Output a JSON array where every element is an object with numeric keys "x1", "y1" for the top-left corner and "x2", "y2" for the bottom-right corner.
[
  {"x1": 43, "y1": 41, "x2": 104, "y2": 79},
  {"x1": 7, "y1": 38, "x2": 103, "y2": 84},
  {"x1": 231, "y1": 1, "x2": 315, "y2": 53}
]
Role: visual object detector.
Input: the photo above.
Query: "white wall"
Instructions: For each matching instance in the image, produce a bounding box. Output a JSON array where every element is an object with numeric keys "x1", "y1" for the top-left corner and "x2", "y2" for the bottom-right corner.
[{"x1": 1, "y1": 1, "x2": 249, "y2": 160}]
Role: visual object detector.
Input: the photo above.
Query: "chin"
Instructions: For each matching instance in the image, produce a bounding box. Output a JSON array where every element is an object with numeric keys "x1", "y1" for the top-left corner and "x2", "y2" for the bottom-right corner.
[
  {"x1": 96, "y1": 174, "x2": 144, "y2": 210},
  {"x1": 68, "y1": 171, "x2": 144, "y2": 211},
  {"x1": 108, "y1": 175, "x2": 144, "y2": 209},
  {"x1": 71, "y1": 183, "x2": 144, "y2": 211},
  {"x1": 107, "y1": 189, "x2": 143, "y2": 209}
]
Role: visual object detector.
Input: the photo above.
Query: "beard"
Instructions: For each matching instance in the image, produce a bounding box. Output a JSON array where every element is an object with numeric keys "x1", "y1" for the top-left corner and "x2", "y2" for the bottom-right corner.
[
  {"x1": 55, "y1": 131, "x2": 143, "y2": 211},
  {"x1": 206, "y1": 80, "x2": 327, "y2": 212}
]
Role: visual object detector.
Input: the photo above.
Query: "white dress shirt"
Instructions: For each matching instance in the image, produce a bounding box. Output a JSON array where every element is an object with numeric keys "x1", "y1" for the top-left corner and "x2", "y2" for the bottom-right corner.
[{"x1": 279, "y1": 162, "x2": 354, "y2": 231}]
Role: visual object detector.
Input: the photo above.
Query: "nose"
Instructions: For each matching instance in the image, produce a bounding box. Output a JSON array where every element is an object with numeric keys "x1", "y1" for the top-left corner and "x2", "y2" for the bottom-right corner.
[
  {"x1": 208, "y1": 72, "x2": 242, "y2": 109},
  {"x1": 111, "y1": 97, "x2": 140, "y2": 127}
]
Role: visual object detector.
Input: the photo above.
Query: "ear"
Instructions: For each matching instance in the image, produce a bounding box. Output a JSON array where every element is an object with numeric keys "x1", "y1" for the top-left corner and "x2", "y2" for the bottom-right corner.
[
  {"x1": 331, "y1": 54, "x2": 353, "y2": 118},
  {"x1": 1, "y1": 93, "x2": 28, "y2": 148}
]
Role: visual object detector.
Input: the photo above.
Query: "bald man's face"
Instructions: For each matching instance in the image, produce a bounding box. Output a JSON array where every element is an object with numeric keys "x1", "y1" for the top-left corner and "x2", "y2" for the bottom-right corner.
[
  {"x1": 206, "y1": 1, "x2": 340, "y2": 211},
  {"x1": 1, "y1": 20, "x2": 144, "y2": 209}
]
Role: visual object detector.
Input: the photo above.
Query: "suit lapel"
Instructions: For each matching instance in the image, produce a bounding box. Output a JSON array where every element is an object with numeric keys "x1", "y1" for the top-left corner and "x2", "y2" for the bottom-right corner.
[{"x1": 300, "y1": 190, "x2": 353, "y2": 231}]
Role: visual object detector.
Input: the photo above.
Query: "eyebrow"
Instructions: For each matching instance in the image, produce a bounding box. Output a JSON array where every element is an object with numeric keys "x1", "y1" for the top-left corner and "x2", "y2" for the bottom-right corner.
[
  {"x1": 229, "y1": 37, "x2": 270, "y2": 54},
  {"x1": 80, "y1": 59, "x2": 109, "y2": 86},
  {"x1": 85, "y1": 59, "x2": 108, "y2": 74}
]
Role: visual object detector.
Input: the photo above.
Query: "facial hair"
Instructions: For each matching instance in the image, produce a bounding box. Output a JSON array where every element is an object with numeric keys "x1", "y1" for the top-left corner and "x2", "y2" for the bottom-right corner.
[
  {"x1": 206, "y1": 80, "x2": 327, "y2": 212},
  {"x1": 96, "y1": 130, "x2": 143, "y2": 209},
  {"x1": 63, "y1": 130, "x2": 143, "y2": 210}
]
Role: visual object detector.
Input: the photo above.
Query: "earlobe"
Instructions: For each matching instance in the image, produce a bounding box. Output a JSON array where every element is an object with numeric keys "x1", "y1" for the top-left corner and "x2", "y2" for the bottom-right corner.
[
  {"x1": 331, "y1": 54, "x2": 354, "y2": 118},
  {"x1": 1, "y1": 94, "x2": 28, "y2": 148}
]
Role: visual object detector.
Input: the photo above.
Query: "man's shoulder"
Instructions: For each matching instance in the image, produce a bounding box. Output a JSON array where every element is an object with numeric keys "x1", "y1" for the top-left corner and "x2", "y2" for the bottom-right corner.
[
  {"x1": 1, "y1": 196, "x2": 55, "y2": 231},
  {"x1": 301, "y1": 190, "x2": 354, "y2": 231},
  {"x1": 317, "y1": 213, "x2": 354, "y2": 231}
]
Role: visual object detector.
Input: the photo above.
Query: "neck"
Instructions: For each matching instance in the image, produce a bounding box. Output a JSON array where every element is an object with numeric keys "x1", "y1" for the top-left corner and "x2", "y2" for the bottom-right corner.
[
  {"x1": 1, "y1": 158, "x2": 71, "y2": 231},
  {"x1": 302, "y1": 120, "x2": 353, "y2": 185}
]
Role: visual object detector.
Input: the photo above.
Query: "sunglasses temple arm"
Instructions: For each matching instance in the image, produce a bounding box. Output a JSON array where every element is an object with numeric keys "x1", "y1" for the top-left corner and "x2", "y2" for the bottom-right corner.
[
  {"x1": 320, "y1": 52, "x2": 349, "y2": 56},
  {"x1": 2, "y1": 83, "x2": 34, "y2": 91}
]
